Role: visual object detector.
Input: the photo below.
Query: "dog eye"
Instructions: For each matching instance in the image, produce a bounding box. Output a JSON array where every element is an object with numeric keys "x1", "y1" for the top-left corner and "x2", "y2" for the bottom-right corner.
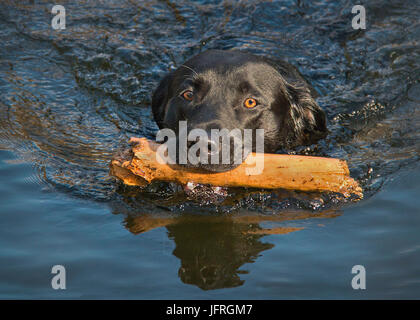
[
  {"x1": 244, "y1": 98, "x2": 257, "y2": 109},
  {"x1": 182, "y1": 90, "x2": 194, "y2": 101}
]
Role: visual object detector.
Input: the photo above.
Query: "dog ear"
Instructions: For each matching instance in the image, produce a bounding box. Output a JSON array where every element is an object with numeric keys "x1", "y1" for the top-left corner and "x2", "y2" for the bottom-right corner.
[
  {"x1": 152, "y1": 72, "x2": 174, "y2": 129},
  {"x1": 284, "y1": 82, "x2": 328, "y2": 147}
]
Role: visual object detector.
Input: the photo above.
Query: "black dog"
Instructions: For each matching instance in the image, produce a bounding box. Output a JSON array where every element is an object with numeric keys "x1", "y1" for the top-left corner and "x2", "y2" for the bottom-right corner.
[{"x1": 152, "y1": 50, "x2": 327, "y2": 172}]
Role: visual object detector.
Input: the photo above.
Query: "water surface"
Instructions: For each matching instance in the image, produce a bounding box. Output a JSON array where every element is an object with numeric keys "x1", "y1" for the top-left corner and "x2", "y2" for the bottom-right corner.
[{"x1": 0, "y1": 0, "x2": 419, "y2": 298}]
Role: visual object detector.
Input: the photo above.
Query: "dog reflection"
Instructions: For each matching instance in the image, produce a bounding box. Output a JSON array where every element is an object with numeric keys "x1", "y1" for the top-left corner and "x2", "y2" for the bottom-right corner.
[
  {"x1": 168, "y1": 219, "x2": 273, "y2": 290},
  {"x1": 121, "y1": 210, "x2": 338, "y2": 290}
]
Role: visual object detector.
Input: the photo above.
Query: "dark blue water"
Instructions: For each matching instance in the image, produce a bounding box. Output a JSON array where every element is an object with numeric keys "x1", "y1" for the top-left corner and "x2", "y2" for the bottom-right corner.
[{"x1": 0, "y1": 0, "x2": 419, "y2": 298}]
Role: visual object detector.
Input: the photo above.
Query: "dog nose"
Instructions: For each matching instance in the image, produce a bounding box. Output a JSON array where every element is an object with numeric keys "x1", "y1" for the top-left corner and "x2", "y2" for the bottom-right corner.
[{"x1": 187, "y1": 139, "x2": 219, "y2": 157}]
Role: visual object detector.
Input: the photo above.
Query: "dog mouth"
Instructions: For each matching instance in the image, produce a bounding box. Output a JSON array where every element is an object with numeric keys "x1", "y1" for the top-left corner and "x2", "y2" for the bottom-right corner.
[
  {"x1": 156, "y1": 123, "x2": 260, "y2": 172},
  {"x1": 178, "y1": 145, "x2": 250, "y2": 172},
  {"x1": 156, "y1": 137, "x2": 251, "y2": 172},
  {"x1": 183, "y1": 162, "x2": 241, "y2": 172}
]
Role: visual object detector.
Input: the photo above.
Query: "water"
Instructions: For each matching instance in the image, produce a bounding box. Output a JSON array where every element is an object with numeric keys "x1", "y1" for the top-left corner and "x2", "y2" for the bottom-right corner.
[{"x1": 0, "y1": 0, "x2": 419, "y2": 298}]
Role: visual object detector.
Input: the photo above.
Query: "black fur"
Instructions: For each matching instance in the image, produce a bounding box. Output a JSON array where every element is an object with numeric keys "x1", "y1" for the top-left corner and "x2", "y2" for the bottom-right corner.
[{"x1": 152, "y1": 49, "x2": 327, "y2": 171}]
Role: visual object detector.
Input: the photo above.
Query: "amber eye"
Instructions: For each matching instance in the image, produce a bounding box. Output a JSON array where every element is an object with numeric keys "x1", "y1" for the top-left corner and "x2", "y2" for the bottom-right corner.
[
  {"x1": 244, "y1": 98, "x2": 257, "y2": 108},
  {"x1": 182, "y1": 90, "x2": 194, "y2": 101}
]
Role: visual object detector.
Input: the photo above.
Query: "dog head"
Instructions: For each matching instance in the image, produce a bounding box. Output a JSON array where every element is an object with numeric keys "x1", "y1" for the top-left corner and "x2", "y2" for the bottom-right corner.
[{"x1": 152, "y1": 50, "x2": 327, "y2": 172}]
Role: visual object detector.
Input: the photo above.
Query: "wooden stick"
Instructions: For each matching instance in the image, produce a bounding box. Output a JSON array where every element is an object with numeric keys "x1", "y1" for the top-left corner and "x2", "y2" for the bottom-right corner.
[{"x1": 110, "y1": 138, "x2": 362, "y2": 198}]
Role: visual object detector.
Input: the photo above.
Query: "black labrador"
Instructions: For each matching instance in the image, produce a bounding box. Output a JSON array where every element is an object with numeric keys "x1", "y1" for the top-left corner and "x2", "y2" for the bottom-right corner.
[{"x1": 152, "y1": 49, "x2": 327, "y2": 172}]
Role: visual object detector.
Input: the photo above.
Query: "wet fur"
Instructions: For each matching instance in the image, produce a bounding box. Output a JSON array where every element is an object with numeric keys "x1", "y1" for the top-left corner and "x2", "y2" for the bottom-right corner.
[{"x1": 151, "y1": 49, "x2": 328, "y2": 171}]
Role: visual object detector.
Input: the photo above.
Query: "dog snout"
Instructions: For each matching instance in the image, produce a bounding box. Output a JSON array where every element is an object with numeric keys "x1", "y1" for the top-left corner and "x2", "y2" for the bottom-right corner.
[{"x1": 187, "y1": 138, "x2": 219, "y2": 157}]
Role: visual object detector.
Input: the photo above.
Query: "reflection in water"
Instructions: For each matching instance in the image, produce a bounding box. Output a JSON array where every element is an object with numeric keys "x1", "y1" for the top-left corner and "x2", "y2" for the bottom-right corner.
[
  {"x1": 118, "y1": 205, "x2": 339, "y2": 290},
  {"x1": 169, "y1": 219, "x2": 273, "y2": 290}
]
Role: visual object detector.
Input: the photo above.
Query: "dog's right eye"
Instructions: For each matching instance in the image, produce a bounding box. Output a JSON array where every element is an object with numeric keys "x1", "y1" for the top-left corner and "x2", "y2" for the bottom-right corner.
[{"x1": 181, "y1": 90, "x2": 194, "y2": 101}]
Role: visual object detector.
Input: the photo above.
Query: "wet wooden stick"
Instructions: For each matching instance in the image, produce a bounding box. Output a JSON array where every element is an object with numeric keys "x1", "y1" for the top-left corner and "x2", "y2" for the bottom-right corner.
[{"x1": 110, "y1": 137, "x2": 362, "y2": 198}]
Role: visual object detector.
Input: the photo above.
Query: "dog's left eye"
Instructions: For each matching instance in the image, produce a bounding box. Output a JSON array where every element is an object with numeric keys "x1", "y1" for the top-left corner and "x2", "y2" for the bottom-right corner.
[{"x1": 244, "y1": 98, "x2": 257, "y2": 109}]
